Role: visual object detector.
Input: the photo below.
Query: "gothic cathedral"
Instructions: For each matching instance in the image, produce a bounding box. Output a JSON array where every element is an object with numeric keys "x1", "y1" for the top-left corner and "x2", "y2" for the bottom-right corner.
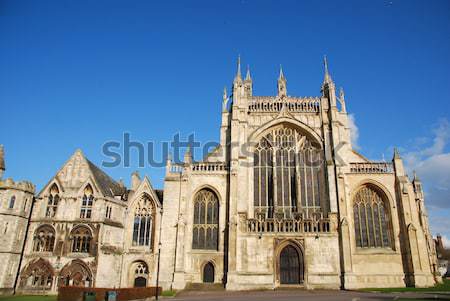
[{"x1": 0, "y1": 58, "x2": 439, "y2": 295}]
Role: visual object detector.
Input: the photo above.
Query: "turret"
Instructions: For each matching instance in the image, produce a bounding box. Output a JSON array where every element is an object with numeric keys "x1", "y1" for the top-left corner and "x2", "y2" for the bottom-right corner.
[
  {"x1": 392, "y1": 148, "x2": 405, "y2": 177},
  {"x1": 277, "y1": 65, "x2": 287, "y2": 97},
  {"x1": 0, "y1": 145, "x2": 5, "y2": 180},
  {"x1": 339, "y1": 87, "x2": 347, "y2": 113},
  {"x1": 184, "y1": 145, "x2": 193, "y2": 164},
  {"x1": 412, "y1": 171, "x2": 424, "y2": 199}
]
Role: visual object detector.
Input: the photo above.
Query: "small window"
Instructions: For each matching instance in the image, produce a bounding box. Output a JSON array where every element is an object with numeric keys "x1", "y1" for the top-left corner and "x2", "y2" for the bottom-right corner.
[
  {"x1": 105, "y1": 206, "x2": 112, "y2": 219},
  {"x1": 9, "y1": 196, "x2": 15, "y2": 209},
  {"x1": 80, "y1": 185, "x2": 94, "y2": 219}
]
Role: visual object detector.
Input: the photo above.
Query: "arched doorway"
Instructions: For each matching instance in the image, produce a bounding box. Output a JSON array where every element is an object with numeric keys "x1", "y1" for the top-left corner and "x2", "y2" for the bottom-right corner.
[
  {"x1": 279, "y1": 245, "x2": 303, "y2": 284},
  {"x1": 134, "y1": 277, "x2": 147, "y2": 287},
  {"x1": 203, "y1": 262, "x2": 215, "y2": 283},
  {"x1": 131, "y1": 261, "x2": 149, "y2": 287}
]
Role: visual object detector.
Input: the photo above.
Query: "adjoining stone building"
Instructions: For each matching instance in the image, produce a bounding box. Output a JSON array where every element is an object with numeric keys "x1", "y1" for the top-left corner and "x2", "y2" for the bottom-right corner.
[{"x1": 0, "y1": 58, "x2": 441, "y2": 295}]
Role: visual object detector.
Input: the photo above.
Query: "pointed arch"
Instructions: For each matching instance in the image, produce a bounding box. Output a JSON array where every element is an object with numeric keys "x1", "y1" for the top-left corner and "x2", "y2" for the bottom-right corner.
[
  {"x1": 80, "y1": 183, "x2": 95, "y2": 219},
  {"x1": 132, "y1": 193, "x2": 156, "y2": 248},
  {"x1": 19, "y1": 258, "x2": 54, "y2": 289},
  {"x1": 58, "y1": 259, "x2": 93, "y2": 287},
  {"x1": 129, "y1": 260, "x2": 149, "y2": 287},
  {"x1": 248, "y1": 117, "x2": 323, "y2": 147},
  {"x1": 352, "y1": 183, "x2": 393, "y2": 249},
  {"x1": 70, "y1": 225, "x2": 93, "y2": 253},
  {"x1": 46, "y1": 183, "x2": 60, "y2": 218},
  {"x1": 32, "y1": 224, "x2": 56, "y2": 252},
  {"x1": 192, "y1": 188, "x2": 219, "y2": 250},
  {"x1": 274, "y1": 239, "x2": 305, "y2": 285}
]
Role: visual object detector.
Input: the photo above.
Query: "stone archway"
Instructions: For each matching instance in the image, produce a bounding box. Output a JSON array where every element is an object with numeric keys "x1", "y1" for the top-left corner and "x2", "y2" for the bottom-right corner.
[
  {"x1": 202, "y1": 262, "x2": 215, "y2": 283},
  {"x1": 58, "y1": 260, "x2": 92, "y2": 287},
  {"x1": 275, "y1": 241, "x2": 304, "y2": 285},
  {"x1": 19, "y1": 258, "x2": 54, "y2": 290}
]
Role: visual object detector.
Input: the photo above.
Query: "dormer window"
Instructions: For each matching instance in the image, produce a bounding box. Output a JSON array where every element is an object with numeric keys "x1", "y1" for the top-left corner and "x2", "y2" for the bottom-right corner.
[{"x1": 80, "y1": 185, "x2": 94, "y2": 219}]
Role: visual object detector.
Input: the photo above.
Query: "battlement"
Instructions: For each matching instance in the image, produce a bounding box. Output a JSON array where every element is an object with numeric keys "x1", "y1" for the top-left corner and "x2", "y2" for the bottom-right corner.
[{"x1": 0, "y1": 178, "x2": 35, "y2": 193}]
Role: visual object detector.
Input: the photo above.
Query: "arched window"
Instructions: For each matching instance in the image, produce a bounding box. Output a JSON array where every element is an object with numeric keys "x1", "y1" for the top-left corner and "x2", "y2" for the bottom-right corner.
[
  {"x1": 71, "y1": 226, "x2": 92, "y2": 253},
  {"x1": 33, "y1": 225, "x2": 55, "y2": 252},
  {"x1": 46, "y1": 184, "x2": 60, "y2": 218},
  {"x1": 19, "y1": 258, "x2": 54, "y2": 290},
  {"x1": 132, "y1": 195, "x2": 154, "y2": 247},
  {"x1": 80, "y1": 185, "x2": 94, "y2": 219},
  {"x1": 192, "y1": 189, "x2": 219, "y2": 250},
  {"x1": 254, "y1": 125, "x2": 325, "y2": 218},
  {"x1": 353, "y1": 185, "x2": 392, "y2": 248},
  {"x1": 132, "y1": 261, "x2": 148, "y2": 287},
  {"x1": 9, "y1": 196, "x2": 15, "y2": 209}
]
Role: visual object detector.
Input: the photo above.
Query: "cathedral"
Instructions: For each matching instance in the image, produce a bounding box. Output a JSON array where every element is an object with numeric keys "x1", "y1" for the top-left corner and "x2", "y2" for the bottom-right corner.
[{"x1": 0, "y1": 58, "x2": 440, "y2": 295}]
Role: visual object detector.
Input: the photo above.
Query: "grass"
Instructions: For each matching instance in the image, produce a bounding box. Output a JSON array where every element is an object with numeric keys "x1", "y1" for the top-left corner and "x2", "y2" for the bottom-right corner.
[
  {"x1": 360, "y1": 278, "x2": 450, "y2": 292},
  {"x1": 161, "y1": 290, "x2": 177, "y2": 297},
  {"x1": 0, "y1": 296, "x2": 57, "y2": 301}
]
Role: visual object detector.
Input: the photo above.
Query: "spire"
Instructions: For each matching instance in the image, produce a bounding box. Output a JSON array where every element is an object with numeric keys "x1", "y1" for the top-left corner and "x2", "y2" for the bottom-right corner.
[
  {"x1": 223, "y1": 86, "x2": 228, "y2": 101},
  {"x1": 413, "y1": 170, "x2": 420, "y2": 182},
  {"x1": 222, "y1": 86, "x2": 229, "y2": 111},
  {"x1": 323, "y1": 55, "x2": 333, "y2": 83},
  {"x1": 234, "y1": 55, "x2": 242, "y2": 81},
  {"x1": 0, "y1": 145, "x2": 4, "y2": 172},
  {"x1": 245, "y1": 65, "x2": 251, "y2": 81},
  {"x1": 279, "y1": 65, "x2": 285, "y2": 80},
  {"x1": 277, "y1": 64, "x2": 287, "y2": 97},
  {"x1": 0, "y1": 145, "x2": 4, "y2": 179}
]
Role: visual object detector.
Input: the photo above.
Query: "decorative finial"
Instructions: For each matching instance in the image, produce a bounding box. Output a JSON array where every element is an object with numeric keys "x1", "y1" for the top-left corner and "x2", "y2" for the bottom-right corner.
[{"x1": 245, "y1": 65, "x2": 251, "y2": 81}]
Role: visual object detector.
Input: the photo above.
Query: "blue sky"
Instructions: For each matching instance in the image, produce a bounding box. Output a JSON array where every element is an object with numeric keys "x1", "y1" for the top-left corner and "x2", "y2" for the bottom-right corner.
[{"x1": 1, "y1": 0, "x2": 449, "y2": 241}]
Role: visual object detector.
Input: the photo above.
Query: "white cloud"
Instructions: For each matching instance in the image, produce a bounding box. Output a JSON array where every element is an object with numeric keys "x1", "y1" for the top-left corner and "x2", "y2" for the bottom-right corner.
[
  {"x1": 403, "y1": 119, "x2": 450, "y2": 209},
  {"x1": 348, "y1": 114, "x2": 360, "y2": 150},
  {"x1": 402, "y1": 118, "x2": 450, "y2": 239}
]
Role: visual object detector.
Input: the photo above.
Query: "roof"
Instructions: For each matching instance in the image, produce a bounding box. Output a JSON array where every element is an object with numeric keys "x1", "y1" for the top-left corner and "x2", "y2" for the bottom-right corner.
[
  {"x1": 155, "y1": 189, "x2": 164, "y2": 204},
  {"x1": 86, "y1": 159, "x2": 126, "y2": 198}
]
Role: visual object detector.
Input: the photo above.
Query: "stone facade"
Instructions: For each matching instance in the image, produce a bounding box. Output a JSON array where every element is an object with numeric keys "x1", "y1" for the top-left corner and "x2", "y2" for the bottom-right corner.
[{"x1": 0, "y1": 58, "x2": 440, "y2": 295}]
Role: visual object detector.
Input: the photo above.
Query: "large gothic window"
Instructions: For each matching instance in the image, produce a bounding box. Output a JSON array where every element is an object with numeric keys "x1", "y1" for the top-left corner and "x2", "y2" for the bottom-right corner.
[
  {"x1": 253, "y1": 125, "x2": 325, "y2": 218},
  {"x1": 46, "y1": 184, "x2": 60, "y2": 218},
  {"x1": 132, "y1": 195, "x2": 154, "y2": 247},
  {"x1": 353, "y1": 185, "x2": 392, "y2": 248},
  {"x1": 80, "y1": 185, "x2": 94, "y2": 219},
  {"x1": 192, "y1": 189, "x2": 219, "y2": 250},
  {"x1": 33, "y1": 225, "x2": 55, "y2": 252},
  {"x1": 71, "y1": 226, "x2": 92, "y2": 253}
]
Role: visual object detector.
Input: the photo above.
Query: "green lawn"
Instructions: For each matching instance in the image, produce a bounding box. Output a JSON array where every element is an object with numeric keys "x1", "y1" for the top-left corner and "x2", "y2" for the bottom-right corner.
[
  {"x1": 0, "y1": 296, "x2": 56, "y2": 301},
  {"x1": 361, "y1": 278, "x2": 450, "y2": 292}
]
